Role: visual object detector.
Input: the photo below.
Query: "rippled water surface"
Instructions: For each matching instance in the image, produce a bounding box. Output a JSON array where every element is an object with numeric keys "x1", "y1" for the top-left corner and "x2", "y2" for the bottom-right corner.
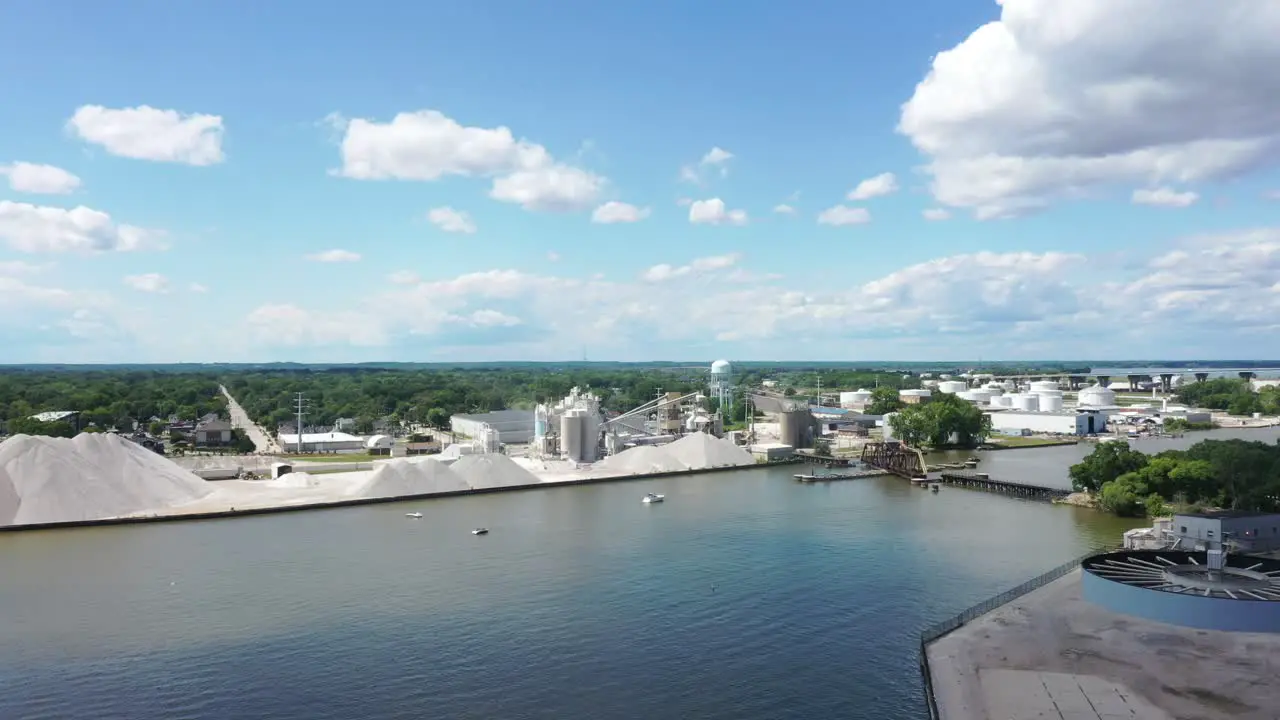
[{"x1": 1, "y1": 464, "x2": 1139, "y2": 719}]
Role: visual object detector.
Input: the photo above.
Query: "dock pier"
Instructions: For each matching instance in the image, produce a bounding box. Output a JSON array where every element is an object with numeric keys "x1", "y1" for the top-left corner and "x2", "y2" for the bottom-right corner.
[{"x1": 937, "y1": 471, "x2": 1069, "y2": 500}]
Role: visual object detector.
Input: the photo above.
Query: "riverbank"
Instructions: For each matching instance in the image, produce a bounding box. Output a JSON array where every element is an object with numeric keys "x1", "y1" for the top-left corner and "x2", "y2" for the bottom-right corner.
[{"x1": 0, "y1": 460, "x2": 788, "y2": 533}]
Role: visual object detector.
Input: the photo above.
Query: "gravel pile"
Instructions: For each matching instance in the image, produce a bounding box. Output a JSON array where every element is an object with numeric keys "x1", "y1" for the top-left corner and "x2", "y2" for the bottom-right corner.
[
  {"x1": 0, "y1": 433, "x2": 213, "y2": 526},
  {"x1": 356, "y1": 458, "x2": 469, "y2": 498},
  {"x1": 593, "y1": 445, "x2": 687, "y2": 476},
  {"x1": 665, "y1": 432, "x2": 754, "y2": 469},
  {"x1": 450, "y1": 454, "x2": 541, "y2": 490},
  {"x1": 264, "y1": 472, "x2": 321, "y2": 489}
]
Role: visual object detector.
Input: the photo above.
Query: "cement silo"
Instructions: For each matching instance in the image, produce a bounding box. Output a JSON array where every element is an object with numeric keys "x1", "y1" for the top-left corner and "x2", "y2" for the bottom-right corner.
[
  {"x1": 779, "y1": 409, "x2": 812, "y2": 449},
  {"x1": 580, "y1": 409, "x2": 600, "y2": 462},
  {"x1": 561, "y1": 410, "x2": 585, "y2": 462}
]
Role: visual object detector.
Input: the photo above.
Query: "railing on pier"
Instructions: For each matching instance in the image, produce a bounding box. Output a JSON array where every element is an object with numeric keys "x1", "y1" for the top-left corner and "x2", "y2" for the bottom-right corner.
[
  {"x1": 937, "y1": 471, "x2": 1069, "y2": 500},
  {"x1": 917, "y1": 546, "x2": 1113, "y2": 719},
  {"x1": 860, "y1": 442, "x2": 926, "y2": 478}
]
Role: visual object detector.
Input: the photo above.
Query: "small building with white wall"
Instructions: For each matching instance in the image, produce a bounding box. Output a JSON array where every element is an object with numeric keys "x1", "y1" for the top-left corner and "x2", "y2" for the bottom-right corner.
[
  {"x1": 277, "y1": 431, "x2": 366, "y2": 453},
  {"x1": 987, "y1": 410, "x2": 1106, "y2": 436},
  {"x1": 450, "y1": 410, "x2": 535, "y2": 444}
]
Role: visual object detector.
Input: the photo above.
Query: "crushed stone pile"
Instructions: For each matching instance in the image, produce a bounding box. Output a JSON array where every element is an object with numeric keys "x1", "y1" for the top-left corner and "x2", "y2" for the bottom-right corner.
[
  {"x1": 665, "y1": 432, "x2": 754, "y2": 469},
  {"x1": 450, "y1": 454, "x2": 541, "y2": 490},
  {"x1": 264, "y1": 471, "x2": 322, "y2": 489},
  {"x1": 593, "y1": 444, "x2": 687, "y2": 476},
  {"x1": 356, "y1": 458, "x2": 469, "y2": 498},
  {"x1": 0, "y1": 433, "x2": 214, "y2": 526}
]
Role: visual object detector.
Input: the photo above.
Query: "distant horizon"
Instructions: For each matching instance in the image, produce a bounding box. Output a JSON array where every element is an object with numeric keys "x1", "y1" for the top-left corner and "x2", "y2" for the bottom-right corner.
[{"x1": 4, "y1": 360, "x2": 1280, "y2": 371}]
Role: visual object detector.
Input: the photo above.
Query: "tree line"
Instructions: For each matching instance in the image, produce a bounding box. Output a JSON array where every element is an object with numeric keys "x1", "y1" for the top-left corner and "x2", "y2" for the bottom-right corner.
[
  {"x1": 1069, "y1": 438, "x2": 1280, "y2": 517},
  {"x1": 1175, "y1": 378, "x2": 1280, "y2": 416},
  {"x1": 0, "y1": 371, "x2": 226, "y2": 436},
  {"x1": 887, "y1": 393, "x2": 991, "y2": 448}
]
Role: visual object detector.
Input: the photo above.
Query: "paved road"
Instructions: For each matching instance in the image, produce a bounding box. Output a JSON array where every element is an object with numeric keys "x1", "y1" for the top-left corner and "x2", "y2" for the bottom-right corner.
[{"x1": 220, "y1": 384, "x2": 281, "y2": 453}]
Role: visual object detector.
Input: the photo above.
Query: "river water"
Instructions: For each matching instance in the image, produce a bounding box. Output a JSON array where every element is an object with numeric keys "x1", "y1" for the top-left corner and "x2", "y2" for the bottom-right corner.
[{"x1": 7, "y1": 429, "x2": 1251, "y2": 720}]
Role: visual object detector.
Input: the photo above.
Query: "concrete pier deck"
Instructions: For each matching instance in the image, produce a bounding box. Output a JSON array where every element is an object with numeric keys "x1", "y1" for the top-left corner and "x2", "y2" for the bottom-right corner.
[{"x1": 925, "y1": 570, "x2": 1280, "y2": 719}]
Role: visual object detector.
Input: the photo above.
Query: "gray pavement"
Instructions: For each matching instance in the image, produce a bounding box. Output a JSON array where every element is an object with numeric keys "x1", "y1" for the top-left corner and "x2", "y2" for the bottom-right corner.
[{"x1": 220, "y1": 385, "x2": 281, "y2": 454}]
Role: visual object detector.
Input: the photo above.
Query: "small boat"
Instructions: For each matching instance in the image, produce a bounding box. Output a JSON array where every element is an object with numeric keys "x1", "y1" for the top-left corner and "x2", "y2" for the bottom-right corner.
[
  {"x1": 405, "y1": 512, "x2": 423, "y2": 519},
  {"x1": 472, "y1": 528, "x2": 489, "y2": 535},
  {"x1": 930, "y1": 483, "x2": 940, "y2": 492},
  {"x1": 642, "y1": 493, "x2": 665, "y2": 504}
]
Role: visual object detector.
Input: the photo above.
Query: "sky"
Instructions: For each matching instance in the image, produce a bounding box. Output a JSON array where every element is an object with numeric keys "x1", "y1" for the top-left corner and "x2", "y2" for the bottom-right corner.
[{"x1": 1, "y1": 0, "x2": 1279, "y2": 363}]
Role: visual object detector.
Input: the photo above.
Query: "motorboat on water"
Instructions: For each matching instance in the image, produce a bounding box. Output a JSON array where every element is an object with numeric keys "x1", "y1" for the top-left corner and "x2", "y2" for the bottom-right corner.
[
  {"x1": 472, "y1": 528, "x2": 489, "y2": 535},
  {"x1": 406, "y1": 512, "x2": 423, "y2": 519},
  {"x1": 642, "y1": 493, "x2": 665, "y2": 504}
]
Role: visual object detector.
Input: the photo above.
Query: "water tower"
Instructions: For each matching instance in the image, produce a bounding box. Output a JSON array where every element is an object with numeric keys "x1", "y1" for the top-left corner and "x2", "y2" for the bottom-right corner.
[{"x1": 710, "y1": 359, "x2": 734, "y2": 411}]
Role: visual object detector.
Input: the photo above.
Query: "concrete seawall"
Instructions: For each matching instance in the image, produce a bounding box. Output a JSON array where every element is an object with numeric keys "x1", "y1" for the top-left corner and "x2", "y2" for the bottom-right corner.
[{"x1": 0, "y1": 459, "x2": 800, "y2": 534}]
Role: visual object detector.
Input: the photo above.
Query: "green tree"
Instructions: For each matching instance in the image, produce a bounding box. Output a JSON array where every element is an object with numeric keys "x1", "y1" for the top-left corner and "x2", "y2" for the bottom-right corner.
[
  {"x1": 426, "y1": 407, "x2": 449, "y2": 428},
  {"x1": 866, "y1": 386, "x2": 903, "y2": 415},
  {"x1": 1098, "y1": 476, "x2": 1143, "y2": 516},
  {"x1": 887, "y1": 393, "x2": 989, "y2": 449},
  {"x1": 1068, "y1": 441, "x2": 1148, "y2": 493}
]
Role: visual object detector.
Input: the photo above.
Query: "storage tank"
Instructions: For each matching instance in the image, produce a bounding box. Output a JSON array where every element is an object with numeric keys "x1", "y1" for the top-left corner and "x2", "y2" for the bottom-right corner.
[
  {"x1": 881, "y1": 412, "x2": 899, "y2": 442},
  {"x1": 900, "y1": 388, "x2": 932, "y2": 398},
  {"x1": 840, "y1": 389, "x2": 873, "y2": 408},
  {"x1": 534, "y1": 405, "x2": 548, "y2": 441},
  {"x1": 479, "y1": 427, "x2": 501, "y2": 454},
  {"x1": 561, "y1": 410, "x2": 585, "y2": 462},
  {"x1": 779, "y1": 409, "x2": 812, "y2": 449},
  {"x1": 1013, "y1": 393, "x2": 1040, "y2": 412},
  {"x1": 1078, "y1": 385, "x2": 1117, "y2": 407},
  {"x1": 968, "y1": 389, "x2": 993, "y2": 404},
  {"x1": 938, "y1": 380, "x2": 968, "y2": 394},
  {"x1": 983, "y1": 382, "x2": 1006, "y2": 395},
  {"x1": 1029, "y1": 380, "x2": 1061, "y2": 394},
  {"x1": 1040, "y1": 394, "x2": 1064, "y2": 412},
  {"x1": 990, "y1": 394, "x2": 1012, "y2": 408}
]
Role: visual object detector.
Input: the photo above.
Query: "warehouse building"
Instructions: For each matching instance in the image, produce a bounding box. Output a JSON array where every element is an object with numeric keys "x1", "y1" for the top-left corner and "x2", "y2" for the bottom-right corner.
[
  {"x1": 450, "y1": 409, "x2": 535, "y2": 444},
  {"x1": 987, "y1": 409, "x2": 1106, "y2": 436},
  {"x1": 277, "y1": 431, "x2": 365, "y2": 453}
]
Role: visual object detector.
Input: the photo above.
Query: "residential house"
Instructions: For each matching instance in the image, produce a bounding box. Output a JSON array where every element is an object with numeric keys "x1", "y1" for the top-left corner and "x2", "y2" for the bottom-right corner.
[{"x1": 195, "y1": 419, "x2": 234, "y2": 446}]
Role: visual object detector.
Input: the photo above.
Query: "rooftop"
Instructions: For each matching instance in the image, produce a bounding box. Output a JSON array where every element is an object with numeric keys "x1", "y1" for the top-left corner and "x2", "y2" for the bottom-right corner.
[
  {"x1": 452, "y1": 409, "x2": 533, "y2": 423},
  {"x1": 29, "y1": 410, "x2": 77, "y2": 422},
  {"x1": 1176, "y1": 510, "x2": 1280, "y2": 521},
  {"x1": 926, "y1": 569, "x2": 1280, "y2": 719}
]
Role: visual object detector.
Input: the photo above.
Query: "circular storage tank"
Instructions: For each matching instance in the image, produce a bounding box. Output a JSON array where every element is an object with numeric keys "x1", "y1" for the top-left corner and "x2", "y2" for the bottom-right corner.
[
  {"x1": 990, "y1": 394, "x2": 1012, "y2": 408},
  {"x1": 900, "y1": 388, "x2": 932, "y2": 398},
  {"x1": 1013, "y1": 393, "x2": 1040, "y2": 412},
  {"x1": 1029, "y1": 380, "x2": 1061, "y2": 393},
  {"x1": 1040, "y1": 394, "x2": 1064, "y2": 412},
  {"x1": 840, "y1": 389, "x2": 873, "y2": 408},
  {"x1": 938, "y1": 380, "x2": 968, "y2": 394},
  {"x1": 1078, "y1": 385, "x2": 1117, "y2": 407},
  {"x1": 881, "y1": 412, "x2": 898, "y2": 442},
  {"x1": 779, "y1": 409, "x2": 811, "y2": 449},
  {"x1": 957, "y1": 390, "x2": 980, "y2": 402},
  {"x1": 561, "y1": 410, "x2": 585, "y2": 462},
  {"x1": 968, "y1": 389, "x2": 992, "y2": 404},
  {"x1": 982, "y1": 382, "x2": 1006, "y2": 395}
]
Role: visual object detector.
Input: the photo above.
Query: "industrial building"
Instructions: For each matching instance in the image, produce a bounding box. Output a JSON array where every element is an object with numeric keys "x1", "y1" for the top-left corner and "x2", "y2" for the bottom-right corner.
[
  {"x1": 450, "y1": 410, "x2": 535, "y2": 444},
  {"x1": 1171, "y1": 511, "x2": 1280, "y2": 554},
  {"x1": 277, "y1": 431, "x2": 365, "y2": 453},
  {"x1": 987, "y1": 409, "x2": 1106, "y2": 435}
]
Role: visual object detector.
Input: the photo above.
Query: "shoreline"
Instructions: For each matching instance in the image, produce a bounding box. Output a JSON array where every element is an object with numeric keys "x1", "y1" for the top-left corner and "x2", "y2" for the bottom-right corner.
[{"x1": 0, "y1": 460, "x2": 799, "y2": 534}]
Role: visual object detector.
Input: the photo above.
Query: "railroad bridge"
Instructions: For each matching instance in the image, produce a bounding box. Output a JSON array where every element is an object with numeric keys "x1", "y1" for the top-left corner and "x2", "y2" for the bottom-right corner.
[
  {"x1": 937, "y1": 471, "x2": 1070, "y2": 500},
  {"x1": 860, "y1": 442, "x2": 926, "y2": 479}
]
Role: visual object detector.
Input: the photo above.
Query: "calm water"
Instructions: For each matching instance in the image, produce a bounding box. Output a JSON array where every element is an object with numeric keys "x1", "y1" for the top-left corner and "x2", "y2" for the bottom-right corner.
[{"x1": 2, "y1": 464, "x2": 1142, "y2": 720}]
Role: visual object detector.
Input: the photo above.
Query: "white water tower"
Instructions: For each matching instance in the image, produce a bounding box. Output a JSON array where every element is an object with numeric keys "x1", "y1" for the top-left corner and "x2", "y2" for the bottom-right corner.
[{"x1": 710, "y1": 359, "x2": 734, "y2": 410}]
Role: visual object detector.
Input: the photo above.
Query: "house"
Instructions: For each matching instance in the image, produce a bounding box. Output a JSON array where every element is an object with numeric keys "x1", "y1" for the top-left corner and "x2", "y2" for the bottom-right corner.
[{"x1": 195, "y1": 419, "x2": 234, "y2": 446}]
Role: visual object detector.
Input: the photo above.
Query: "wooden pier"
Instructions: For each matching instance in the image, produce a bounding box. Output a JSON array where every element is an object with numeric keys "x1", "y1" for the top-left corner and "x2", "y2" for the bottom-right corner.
[
  {"x1": 795, "y1": 452, "x2": 853, "y2": 468},
  {"x1": 937, "y1": 471, "x2": 1069, "y2": 500},
  {"x1": 794, "y1": 468, "x2": 889, "y2": 482}
]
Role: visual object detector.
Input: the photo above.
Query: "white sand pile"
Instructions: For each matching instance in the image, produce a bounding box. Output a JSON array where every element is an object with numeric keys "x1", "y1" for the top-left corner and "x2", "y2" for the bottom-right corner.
[
  {"x1": 450, "y1": 453, "x2": 541, "y2": 490},
  {"x1": 664, "y1": 432, "x2": 755, "y2": 469},
  {"x1": 593, "y1": 445, "x2": 688, "y2": 476},
  {"x1": 355, "y1": 458, "x2": 469, "y2": 498},
  {"x1": 264, "y1": 471, "x2": 322, "y2": 489},
  {"x1": 0, "y1": 433, "x2": 213, "y2": 526}
]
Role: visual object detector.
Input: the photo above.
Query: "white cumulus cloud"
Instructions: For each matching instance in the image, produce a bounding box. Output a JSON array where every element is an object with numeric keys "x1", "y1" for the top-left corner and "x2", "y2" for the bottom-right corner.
[
  {"x1": 331, "y1": 109, "x2": 604, "y2": 212},
  {"x1": 679, "y1": 146, "x2": 735, "y2": 184},
  {"x1": 389, "y1": 270, "x2": 421, "y2": 285},
  {"x1": 817, "y1": 205, "x2": 871, "y2": 226},
  {"x1": 0, "y1": 162, "x2": 82, "y2": 195},
  {"x1": 68, "y1": 105, "x2": 225, "y2": 166},
  {"x1": 1132, "y1": 187, "x2": 1199, "y2": 208},
  {"x1": 773, "y1": 204, "x2": 796, "y2": 215},
  {"x1": 591, "y1": 201, "x2": 651, "y2": 224},
  {"x1": 847, "y1": 172, "x2": 899, "y2": 200},
  {"x1": 0, "y1": 201, "x2": 155, "y2": 253},
  {"x1": 123, "y1": 273, "x2": 170, "y2": 294},
  {"x1": 189, "y1": 282, "x2": 209, "y2": 293},
  {"x1": 427, "y1": 206, "x2": 477, "y2": 234},
  {"x1": 898, "y1": 0, "x2": 1280, "y2": 218},
  {"x1": 306, "y1": 249, "x2": 361, "y2": 263},
  {"x1": 642, "y1": 253, "x2": 742, "y2": 282},
  {"x1": 688, "y1": 198, "x2": 748, "y2": 226},
  {"x1": 922, "y1": 208, "x2": 951, "y2": 221}
]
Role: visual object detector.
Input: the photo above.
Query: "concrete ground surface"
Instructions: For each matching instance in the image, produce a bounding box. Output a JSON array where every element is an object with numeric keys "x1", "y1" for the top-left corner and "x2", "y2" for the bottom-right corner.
[
  {"x1": 220, "y1": 385, "x2": 281, "y2": 453},
  {"x1": 926, "y1": 570, "x2": 1280, "y2": 720}
]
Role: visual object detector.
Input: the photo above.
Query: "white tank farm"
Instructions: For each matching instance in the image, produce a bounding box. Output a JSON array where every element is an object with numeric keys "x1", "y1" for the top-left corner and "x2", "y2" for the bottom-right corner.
[
  {"x1": 840, "y1": 389, "x2": 872, "y2": 408},
  {"x1": 938, "y1": 380, "x2": 968, "y2": 394},
  {"x1": 900, "y1": 388, "x2": 932, "y2": 399},
  {"x1": 982, "y1": 382, "x2": 1006, "y2": 395},
  {"x1": 1029, "y1": 380, "x2": 1061, "y2": 394},
  {"x1": 1078, "y1": 385, "x2": 1117, "y2": 407},
  {"x1": 989, "y1": 394, "x2": 1012, "y2": 407},
  {"x1": 1040, "y1": 394, "x2": 1064, "y2": 412},
  {"x1": 1012, "y1": 393, "x2": 1041, "y2": 412}
]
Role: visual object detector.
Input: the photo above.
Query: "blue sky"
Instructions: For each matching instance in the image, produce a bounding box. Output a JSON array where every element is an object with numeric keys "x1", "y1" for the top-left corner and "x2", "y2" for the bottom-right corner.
[{"x1": 1, "y1": 0, "x2": 1278, "y2": 363}]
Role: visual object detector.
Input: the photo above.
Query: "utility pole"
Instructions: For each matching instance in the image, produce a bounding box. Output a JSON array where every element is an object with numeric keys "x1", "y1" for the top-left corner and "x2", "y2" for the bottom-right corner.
[
  {"x1": 816, "y1": 373, "x2": 822, "y2": 408},
  {"x1": 294, "y1": 392, "x2": 307, "y2": 454}
]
